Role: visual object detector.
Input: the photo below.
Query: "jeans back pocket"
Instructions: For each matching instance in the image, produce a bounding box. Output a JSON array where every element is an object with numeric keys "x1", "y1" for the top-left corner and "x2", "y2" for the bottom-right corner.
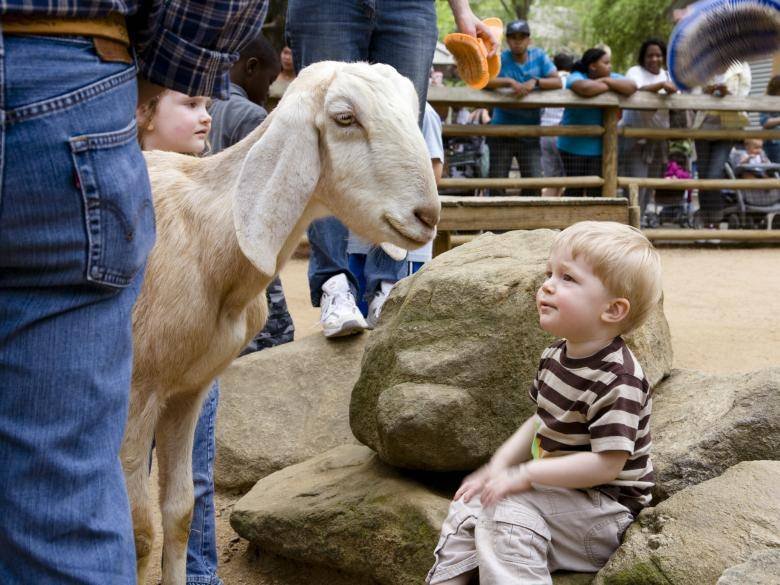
[{"x1": 70, "y1": 120, "x2": 155, "y2": 288}]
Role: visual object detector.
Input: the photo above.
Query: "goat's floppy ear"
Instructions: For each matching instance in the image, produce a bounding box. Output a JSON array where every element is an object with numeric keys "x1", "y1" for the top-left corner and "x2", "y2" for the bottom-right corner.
[{"x1": 232, "y1": 95, "x2": 321, "y2": 276}]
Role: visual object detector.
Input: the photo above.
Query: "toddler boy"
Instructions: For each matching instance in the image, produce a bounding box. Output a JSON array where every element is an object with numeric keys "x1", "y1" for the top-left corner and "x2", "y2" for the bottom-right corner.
[{"x1": 426, "y1": 221, "x2": 663, "y2": 585}]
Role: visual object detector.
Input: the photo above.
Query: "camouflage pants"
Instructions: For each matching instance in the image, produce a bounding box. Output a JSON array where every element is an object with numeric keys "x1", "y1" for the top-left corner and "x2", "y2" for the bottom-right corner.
[{"x1": 240, "y1": 276, "x2": 294, "y2": 355}]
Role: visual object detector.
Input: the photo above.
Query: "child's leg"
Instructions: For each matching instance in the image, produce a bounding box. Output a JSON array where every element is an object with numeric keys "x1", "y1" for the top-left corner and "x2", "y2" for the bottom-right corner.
[
  {"x1": 346, "y1": 253, "x2": 367, "y2": 316},
  {"x1": 475, "y1": 486, "x2": 634, "y2": 585},
  {"x1": 426, "y1": 497, "x2": 482, "y2": 585}
]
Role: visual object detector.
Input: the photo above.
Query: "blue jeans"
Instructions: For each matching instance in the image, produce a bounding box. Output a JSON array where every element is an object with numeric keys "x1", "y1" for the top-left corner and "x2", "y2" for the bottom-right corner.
[
  {"x1": 187, "y1": 382, "x2": 222, "y2": 585},
  {"x1": 0, "y1": 33, "x2": 154, "y2": 584},
  {"x1": 287, "y1": 0, "x2": 437, "y2": 306},
  {"x1": 695, "y1": 139, "x2": 734, "y2": 223}
]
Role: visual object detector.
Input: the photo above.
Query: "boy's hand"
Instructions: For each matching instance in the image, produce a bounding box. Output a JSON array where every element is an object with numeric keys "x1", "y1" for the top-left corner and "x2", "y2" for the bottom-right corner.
[
  {"x1": 480, "y1": 465, "x2": 532, "y2": 507},
  {"x1": 454, "y1": 465, "x2": 493, "y2": 502}
]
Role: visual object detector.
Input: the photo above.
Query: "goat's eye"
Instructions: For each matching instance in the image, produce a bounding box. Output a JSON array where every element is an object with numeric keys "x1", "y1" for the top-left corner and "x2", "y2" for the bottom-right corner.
[{"x1": 334, "y1": 112, "x2": 355, "y2": 126}]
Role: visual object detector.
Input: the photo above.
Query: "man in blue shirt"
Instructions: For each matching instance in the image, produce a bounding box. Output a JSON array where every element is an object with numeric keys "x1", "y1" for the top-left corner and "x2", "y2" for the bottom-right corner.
[{"x1": 485, "y1": 20, "x2": 561, "y2": 196}]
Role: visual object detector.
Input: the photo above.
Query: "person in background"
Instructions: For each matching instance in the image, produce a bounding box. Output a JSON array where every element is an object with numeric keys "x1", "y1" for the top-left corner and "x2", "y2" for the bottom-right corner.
[
  {"x1": 540, "y1": 51, "x2": 574, "y2": 197},
  {"x1": 286, "y1": 0, "x2": 496, "y2": 339},
  {"x1": 0, "y1": 1, "x2": 268, "y2": 582},
  {"x1": 270, "y1": 45, "x2": 297, "y2": 96},
  {"x1": 558, "y1": 48, "x2": 637, "y2": 196},
  {"x1": 760, "y1": 75, "x2": 780, "y2": 164},
  {"x1": 692, "y1": 61, "x2": 752, "y2": 226},
  {"x1": 729, "y1": 138, "x2": 771, "y2": 179},
  {"x1": 485, "y1": 19, "x2": 562, "y2": 196},
  {"x1": 620, "y1": 38, "x2": 678, "y2": 224}
]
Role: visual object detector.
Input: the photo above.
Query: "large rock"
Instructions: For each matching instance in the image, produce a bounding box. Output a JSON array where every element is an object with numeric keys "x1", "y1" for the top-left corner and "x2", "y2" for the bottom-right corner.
[
  {"x1": 717, "y1": 549, "x2": 780, "y2": 585},
  {"x1": 350, "y1": 230, "x2": 673, "y2": 471},
  {"x1": 652, "y1": 367, "x2": 780, "y2": 500},
  {"x1": 230, "y1": 445, "x2": 449, "y2": 585},
  {"x1": 215, "y1": 334, "x2": 366, "y2": 492},
  {"x1": 594, "y1": 461, "x2": 780, "y2": 585},
  {"x1": 231, "y1": 444, "x2": 595, "y2": 585}
]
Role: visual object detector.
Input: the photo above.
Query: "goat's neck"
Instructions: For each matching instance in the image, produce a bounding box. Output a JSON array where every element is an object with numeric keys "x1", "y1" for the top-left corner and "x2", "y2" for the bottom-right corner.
[{"x1": 187, "y1": 126, "x2": 318, "y2": 315}]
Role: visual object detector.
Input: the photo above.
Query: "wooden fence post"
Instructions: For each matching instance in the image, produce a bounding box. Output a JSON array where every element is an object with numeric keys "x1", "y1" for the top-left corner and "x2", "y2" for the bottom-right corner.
[
  {"x1": 602, "y1": 107, "x2": 619, "y2": 197},
  {"x1": 628, "y1": 183, "x2": 641, "y2": 228}
]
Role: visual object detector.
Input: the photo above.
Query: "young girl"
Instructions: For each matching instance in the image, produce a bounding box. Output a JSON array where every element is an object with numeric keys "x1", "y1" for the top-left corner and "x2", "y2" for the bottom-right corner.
[
  {"x1": 136, "y1": 91, "x2": 219, "y2": 585},
  {"x1": 137, "y1": 90, "x2": 212, "y2": 153}
]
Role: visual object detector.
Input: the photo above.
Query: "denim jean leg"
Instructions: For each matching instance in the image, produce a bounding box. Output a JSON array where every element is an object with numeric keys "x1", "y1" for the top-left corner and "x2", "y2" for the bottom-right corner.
[
  {"x1": 363, "y1": 247, "x2": 407, "y2": 301},
  {"x1": 368, "y1": 0, "x2": 438, "y2": 123},
  {"x1": 307, "y1": 217, "x2": 358, "y2": 306},
  {"x1": 0, "y1": 34, "x2": 154, "y2": 584},
  {"x1": 516, "y1": 137, "x2": 542, "y2": 196},
  {"x1": 187, "y1": 382, "x2": 222, "y2": 585}
]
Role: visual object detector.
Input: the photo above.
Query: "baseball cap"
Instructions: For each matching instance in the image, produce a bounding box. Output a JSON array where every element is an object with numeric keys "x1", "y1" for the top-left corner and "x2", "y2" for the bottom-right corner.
[{"x1": 506, "y1": 20, "x2": 531, "y2": 36}]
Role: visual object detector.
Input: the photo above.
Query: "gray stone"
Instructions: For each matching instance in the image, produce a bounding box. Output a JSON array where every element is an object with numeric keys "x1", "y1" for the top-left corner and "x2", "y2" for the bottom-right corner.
[
  {"x1": 350, "y1": 230, "x2": 672, "y2": 471},
  {"x1": 231, "y1": 444, "x2": 595, "y2": 585},
  {"x1": 594, "y1": 461, "x2": 780, "y2": 585},
  {"x1": 215, "y1": 334, "x2": 366, "y2": 492},
  {"x1": 717, "y1": 549, "x2": 780, "y2": 585},
  {"x1": 652, "y1": 367, "x2": 780, "y2": 500},
  {"x1": 230, "y1": 445, "x2": 450, "y2": 585}
]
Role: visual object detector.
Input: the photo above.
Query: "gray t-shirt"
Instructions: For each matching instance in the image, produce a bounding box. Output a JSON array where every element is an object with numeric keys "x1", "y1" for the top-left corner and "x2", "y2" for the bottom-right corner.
[{"x1": 208, "y1": 82, "x2": 268, "y2": 154}]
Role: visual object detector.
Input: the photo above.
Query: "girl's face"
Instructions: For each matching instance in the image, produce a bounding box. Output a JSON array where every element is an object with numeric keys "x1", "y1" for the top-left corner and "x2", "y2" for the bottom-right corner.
[
  {"x1": 642, "y1": 44, "x2": 664, "y2": 75},
  {"x1": 142, "y1": 91, "x2": 211, "y2": 154},
  {"x1": 280, "y1": 47, "x2": 294, "y2": 73},
  {"x1": 589, "y1": 54, "x2": 612, "y2": 79}
]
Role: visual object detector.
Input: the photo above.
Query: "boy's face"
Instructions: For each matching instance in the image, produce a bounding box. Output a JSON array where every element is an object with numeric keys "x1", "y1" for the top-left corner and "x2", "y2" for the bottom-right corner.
[
  {"x1": 745, "y1": 140, "x2": 763, "y2": 156},
  {"x1": 536, "y1": 249, "x2": 616, "y2": 342}
]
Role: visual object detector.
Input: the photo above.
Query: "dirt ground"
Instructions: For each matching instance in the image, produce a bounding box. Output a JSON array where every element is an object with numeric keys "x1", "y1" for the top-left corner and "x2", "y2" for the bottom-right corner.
[{"x1": 149, "y1": 246, "x2": 780, "y2": 585}]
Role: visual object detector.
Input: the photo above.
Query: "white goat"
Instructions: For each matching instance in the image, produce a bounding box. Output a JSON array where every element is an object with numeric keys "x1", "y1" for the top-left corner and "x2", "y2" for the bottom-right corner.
[{"x1": 123, "y1": 61, "x2": 439, "y2": 584}]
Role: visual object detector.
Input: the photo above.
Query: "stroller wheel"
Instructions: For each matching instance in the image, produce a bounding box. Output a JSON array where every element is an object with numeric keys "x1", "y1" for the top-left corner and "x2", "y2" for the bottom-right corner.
[
  {"x1": 727, "y1": 214, "x2": 741, "y2": 230},
  {"x1": 646, "y1": 213, "x2": 661, "y2": 229}
]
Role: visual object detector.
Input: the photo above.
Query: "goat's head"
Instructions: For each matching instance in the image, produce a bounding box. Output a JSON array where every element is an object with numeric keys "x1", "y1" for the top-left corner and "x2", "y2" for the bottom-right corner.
[{"x1": 233, "y1": 61, "x2": 440, "y2": 277}]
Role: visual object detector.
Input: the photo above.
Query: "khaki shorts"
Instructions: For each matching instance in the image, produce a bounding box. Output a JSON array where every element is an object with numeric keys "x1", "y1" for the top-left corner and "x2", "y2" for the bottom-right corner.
[{"x1": 426, "y1": 485, "x2": 634, "y2": 585}]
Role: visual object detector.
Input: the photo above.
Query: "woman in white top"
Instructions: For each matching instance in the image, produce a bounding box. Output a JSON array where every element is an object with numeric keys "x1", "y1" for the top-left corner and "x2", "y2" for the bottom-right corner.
[{"x1": 619, "y1": 38, "x2": 678, "y2": 224}]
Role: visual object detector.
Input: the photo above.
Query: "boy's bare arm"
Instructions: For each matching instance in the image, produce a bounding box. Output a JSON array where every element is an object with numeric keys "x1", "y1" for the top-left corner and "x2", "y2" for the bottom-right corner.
[
  {"x1": 481, "y1": 450, "x2": 629, "y2": 507},
  {"x1": 454, "y1": 415, "x2": 536, "y2": 502},
  {"x1": 488, "y1": 415, "x2": 537, "y2": 470}
]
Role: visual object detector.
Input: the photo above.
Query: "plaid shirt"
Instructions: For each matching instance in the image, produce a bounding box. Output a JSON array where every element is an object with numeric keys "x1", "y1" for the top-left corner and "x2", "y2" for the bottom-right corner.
[{"x1": 0, "y1": 0, "x2": 268, "y2": 99}]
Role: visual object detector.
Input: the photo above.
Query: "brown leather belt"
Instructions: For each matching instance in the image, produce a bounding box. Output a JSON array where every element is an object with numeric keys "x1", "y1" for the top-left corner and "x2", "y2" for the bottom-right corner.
[{"x1": 2, "y1": 13, "x2": 132, "y2": 63}]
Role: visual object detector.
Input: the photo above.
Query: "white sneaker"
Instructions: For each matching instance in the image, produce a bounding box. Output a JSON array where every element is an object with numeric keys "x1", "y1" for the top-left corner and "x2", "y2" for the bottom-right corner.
[
  {"x1": 366, "y1": 280, "x2": 394, "y2": 329},
  {"x1": 320, "y1": 274, "x2": 367, "y2": 338}
]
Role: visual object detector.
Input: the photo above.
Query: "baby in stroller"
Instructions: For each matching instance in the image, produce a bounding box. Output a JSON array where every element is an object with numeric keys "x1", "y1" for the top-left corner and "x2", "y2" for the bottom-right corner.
[{"x1": 724, "y1": 138, "x2": 780, "y2": 228}]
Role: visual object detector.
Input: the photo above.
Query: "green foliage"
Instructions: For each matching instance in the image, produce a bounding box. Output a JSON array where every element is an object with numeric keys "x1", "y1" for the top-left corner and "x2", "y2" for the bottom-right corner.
[{"x1": 588, "y1": 0, "x2": 675, "y2": 73}]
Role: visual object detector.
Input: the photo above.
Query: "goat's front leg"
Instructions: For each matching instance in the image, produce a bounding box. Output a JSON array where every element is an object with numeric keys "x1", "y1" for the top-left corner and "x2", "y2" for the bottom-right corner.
[
  {"x1": 120, "y1": 385, "x2": 161, "y2": 585},
  {"x1": 155, "y1": 389, "x2": 205, "y2": 585}
]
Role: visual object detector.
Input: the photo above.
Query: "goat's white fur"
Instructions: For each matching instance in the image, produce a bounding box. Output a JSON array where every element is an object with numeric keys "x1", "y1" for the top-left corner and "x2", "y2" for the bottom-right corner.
[{"x1": 124, "y1": 61, "x2": 439, "y2": 584}]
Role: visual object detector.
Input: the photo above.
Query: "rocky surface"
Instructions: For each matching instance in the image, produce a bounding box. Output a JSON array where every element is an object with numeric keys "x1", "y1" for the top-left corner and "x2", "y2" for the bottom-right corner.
[
  {"x1": 651, "y1": 367, "x2": 780, "y2": 500},
  {"x1": 350, "y1": 230, "x2": 673, "y2": 470},
  {"x1": 215, "y1": 334, "x2": 366, "y2": 492},
  {"x1": 594, "y1": 461, "x2": 780, "y2": 585}
]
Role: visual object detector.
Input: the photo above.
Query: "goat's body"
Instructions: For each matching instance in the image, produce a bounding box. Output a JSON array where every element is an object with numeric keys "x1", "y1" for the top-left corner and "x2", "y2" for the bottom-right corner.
[
  {"x1": 123, "y1": 62, "x2": 440, "y2": 585},
  {"x1": 125, "y1": 146, "x2": 275, "y2": 584}
]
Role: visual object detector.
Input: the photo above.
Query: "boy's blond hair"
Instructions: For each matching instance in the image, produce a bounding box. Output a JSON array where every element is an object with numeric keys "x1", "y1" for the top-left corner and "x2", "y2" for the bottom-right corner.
[{"x1": 551, "y1": 221, "x2": 662, "y2": 333}]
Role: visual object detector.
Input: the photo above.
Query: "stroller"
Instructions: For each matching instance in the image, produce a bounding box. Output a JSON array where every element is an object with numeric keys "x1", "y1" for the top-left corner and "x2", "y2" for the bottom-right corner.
[
  {"x1": 645, "y1": 141, "x2": 694, "y2": 228},
  {"x1": 722, "y1": 156, "x2": 780, "y2": 229},
  {"x1": 441, "y1": 134, "x2": 488, "y2": 196}
]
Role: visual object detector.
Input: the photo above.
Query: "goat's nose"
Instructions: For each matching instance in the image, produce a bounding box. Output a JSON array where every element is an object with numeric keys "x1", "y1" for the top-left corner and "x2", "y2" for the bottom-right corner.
[{"x1": 414, "y1": 206, "x2": 439, "y2": 230}]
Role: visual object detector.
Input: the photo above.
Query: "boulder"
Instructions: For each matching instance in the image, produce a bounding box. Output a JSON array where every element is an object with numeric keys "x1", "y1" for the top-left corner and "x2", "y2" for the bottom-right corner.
[
  {"x1": 717, "y1": 549, "x2": 780, "y2": 585},
  {"x1": 652, "y1": 367, "x2": 780, "y2": 500},
  {"x1": 231, "y1": 444, "x2": 595, "y2": 585},
  {"x1": 230, "y1": 445, "x2": 449, "y2": 585},
  {"x1": 594, "y1": 461, "x2": 780, "y2": 585},
  {"x1": 215, "y1": 334, "x2": 366, "y2": 492},
  {"x1": 350, "y1": 230, "x2": 673, "y2": 471}
]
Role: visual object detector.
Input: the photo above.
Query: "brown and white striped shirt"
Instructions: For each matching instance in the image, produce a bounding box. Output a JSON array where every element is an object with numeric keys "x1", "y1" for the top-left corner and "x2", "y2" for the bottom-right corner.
[{"x1": 529, "y1": 337, "x2": 654, "y2": 513}]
